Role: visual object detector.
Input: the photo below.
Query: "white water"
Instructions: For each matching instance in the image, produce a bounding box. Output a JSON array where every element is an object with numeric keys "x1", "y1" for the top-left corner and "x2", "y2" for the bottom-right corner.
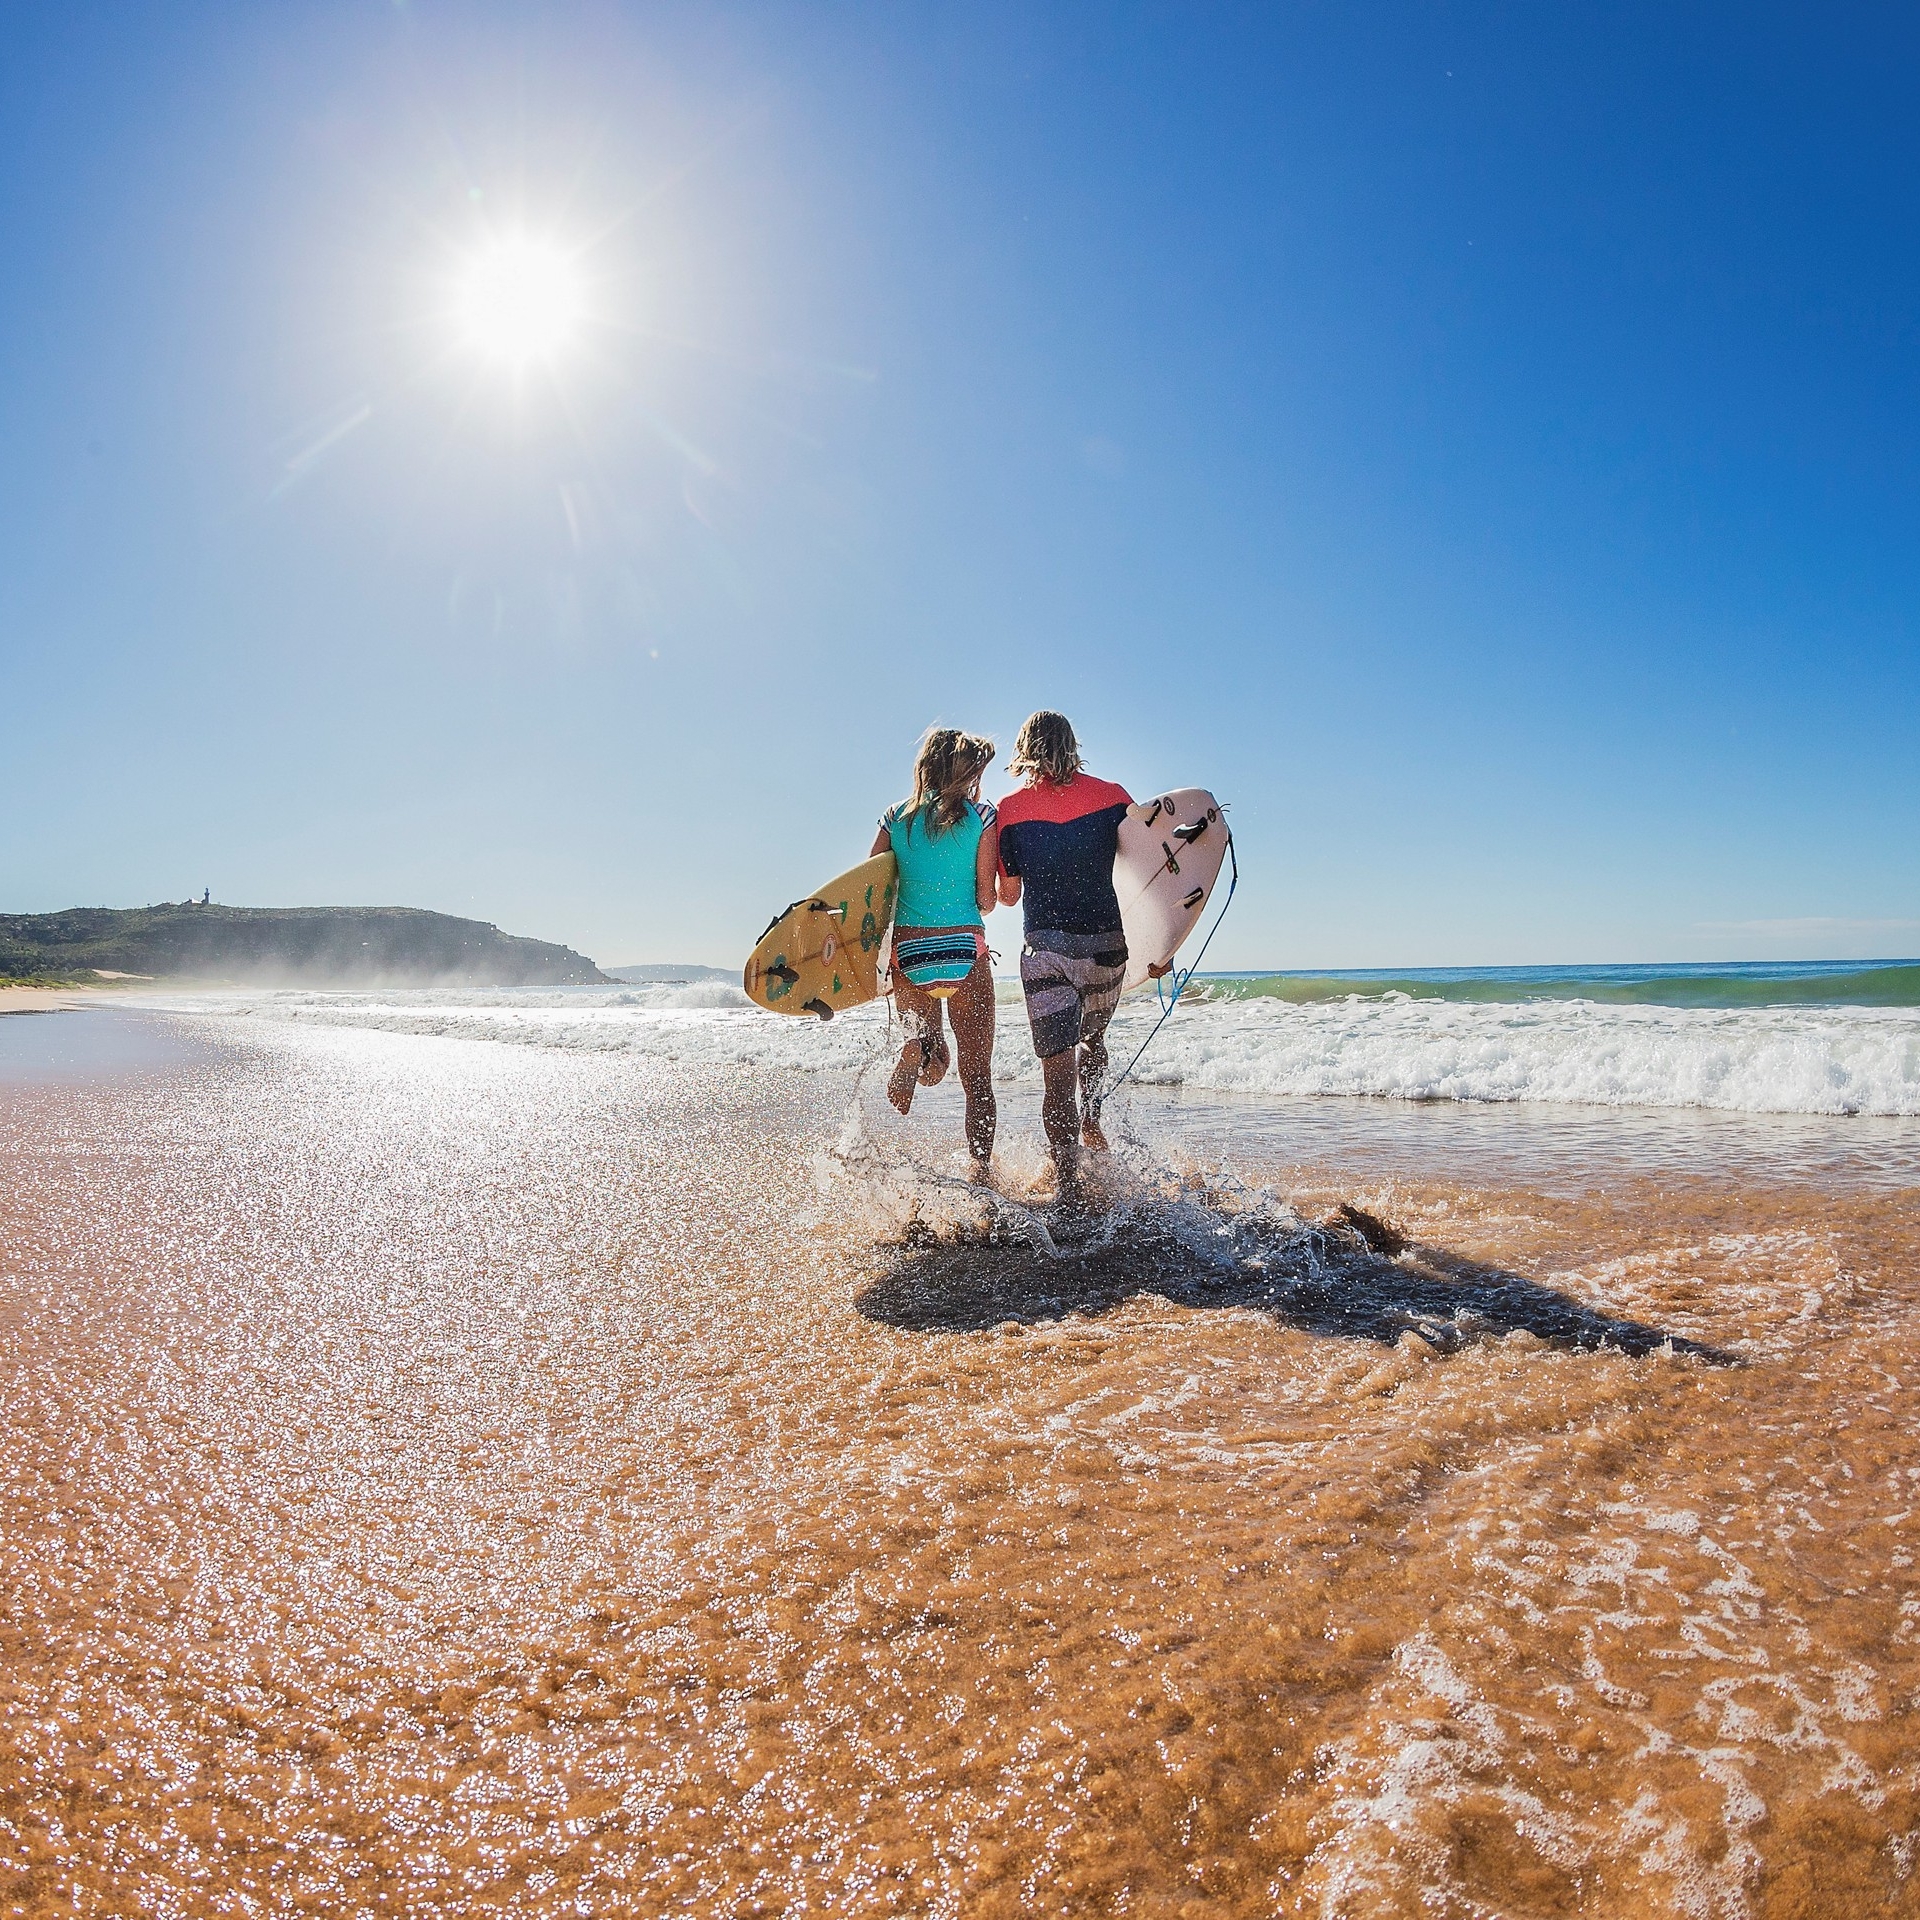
[{"x1": 128, "y1": 984, "x2": 1920, "y2": 1118}]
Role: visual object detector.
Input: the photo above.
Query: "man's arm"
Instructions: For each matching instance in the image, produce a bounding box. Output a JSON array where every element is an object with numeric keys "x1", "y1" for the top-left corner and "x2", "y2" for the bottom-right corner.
[{"x1": 995, "y1": 818, "x2": 1023, "y2": 907}]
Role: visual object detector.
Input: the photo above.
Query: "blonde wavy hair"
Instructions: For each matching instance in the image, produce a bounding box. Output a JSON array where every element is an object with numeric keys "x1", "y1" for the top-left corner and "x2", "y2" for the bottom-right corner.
[
  {"x1": 1008, "y1": 710, "x2": 1083, "y2": 786},
  {"x1": 904, "y1": 726, "x2": 996, "y2": 833}
]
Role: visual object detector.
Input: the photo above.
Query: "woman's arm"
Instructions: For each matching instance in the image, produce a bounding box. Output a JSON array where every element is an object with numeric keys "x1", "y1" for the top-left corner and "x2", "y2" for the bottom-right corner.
[
  {"x1": 869, "y1": 824, "x2": 891, "y2": 859},
  {"x1": 975, "y1": 821, "x2": 1000, "y2": 915}
]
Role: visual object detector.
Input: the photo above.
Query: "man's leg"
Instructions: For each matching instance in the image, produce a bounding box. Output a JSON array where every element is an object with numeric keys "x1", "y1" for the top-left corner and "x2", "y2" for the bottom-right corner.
[
  {"x1": 1021, "y1": 945, "x2": 1087, "y2": 1192},
  {"x1": 1074, "y1": 954, "x2": 1126, "y2": 1151},
  {"x1": 1078, "y1": 1036, "x2": 1110, "y2": 1150},
  {"x1": 1040, "y1": 1046, "x2": 1082, "y2": 1188}
]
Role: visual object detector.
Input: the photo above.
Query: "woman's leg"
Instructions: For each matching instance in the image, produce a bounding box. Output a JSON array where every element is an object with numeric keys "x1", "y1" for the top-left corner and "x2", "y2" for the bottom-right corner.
[
  {"x1": 944, "y1": 947, "x2": 998, "y2": 1170},
  {"x1": 886, "y1": 957, "x2": 946, "y2": 1115}
]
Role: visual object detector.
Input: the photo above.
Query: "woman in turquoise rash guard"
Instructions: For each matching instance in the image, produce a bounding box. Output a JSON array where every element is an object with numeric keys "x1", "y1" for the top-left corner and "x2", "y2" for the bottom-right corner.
[{"x1": 868, "y1": 727, "x2": 1001, "y2": 1177}]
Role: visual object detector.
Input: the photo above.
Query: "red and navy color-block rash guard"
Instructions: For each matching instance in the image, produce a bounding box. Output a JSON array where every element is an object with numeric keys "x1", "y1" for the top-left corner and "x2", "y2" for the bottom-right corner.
[{"x1": 996, "y1": 774, "x2": 1134, "y2": 939}]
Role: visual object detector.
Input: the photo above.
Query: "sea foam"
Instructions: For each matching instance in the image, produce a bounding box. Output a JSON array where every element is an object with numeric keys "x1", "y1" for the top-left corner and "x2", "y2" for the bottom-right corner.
[{"x1": 132, "y1": 985, "x2": 1920, "y2": 1117}]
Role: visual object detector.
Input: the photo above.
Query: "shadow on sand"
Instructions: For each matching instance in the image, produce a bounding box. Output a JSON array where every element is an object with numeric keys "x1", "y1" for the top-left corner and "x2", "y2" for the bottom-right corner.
[{"x1": 856, "y1": 1203, "x2": 1740, "y2": 1364}]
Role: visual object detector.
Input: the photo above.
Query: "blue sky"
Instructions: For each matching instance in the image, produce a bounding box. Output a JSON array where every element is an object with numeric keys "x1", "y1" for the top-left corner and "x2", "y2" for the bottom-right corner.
[{"x1": 3, "y1": 3, "x2": 1915, "y2": 969}]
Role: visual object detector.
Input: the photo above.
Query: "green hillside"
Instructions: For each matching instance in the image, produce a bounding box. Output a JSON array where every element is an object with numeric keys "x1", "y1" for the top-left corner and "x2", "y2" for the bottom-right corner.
[{"x1": 0, "y1": 904, "x2": 609, "y2": 987}]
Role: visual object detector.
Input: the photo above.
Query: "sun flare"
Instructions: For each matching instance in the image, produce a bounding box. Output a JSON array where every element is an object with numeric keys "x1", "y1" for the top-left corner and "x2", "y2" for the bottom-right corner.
[{"x1": 454, "y1": 236, "x2": 583, "y2": 367}]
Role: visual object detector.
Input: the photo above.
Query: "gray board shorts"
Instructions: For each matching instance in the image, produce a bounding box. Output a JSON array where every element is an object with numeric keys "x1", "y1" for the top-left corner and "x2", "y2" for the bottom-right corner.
[{"x1": 1019, "y1": 930, "x2": 1128, "y2": 1060}]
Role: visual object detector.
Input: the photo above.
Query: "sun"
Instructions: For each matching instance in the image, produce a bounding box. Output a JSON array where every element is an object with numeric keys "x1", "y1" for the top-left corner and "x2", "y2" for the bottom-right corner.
[{"x1": 454, "y1": 236, "x2": 584, "y2": 368}]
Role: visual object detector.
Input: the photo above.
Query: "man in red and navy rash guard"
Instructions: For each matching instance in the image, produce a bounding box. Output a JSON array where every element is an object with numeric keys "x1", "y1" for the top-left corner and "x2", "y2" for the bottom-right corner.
[{"x1": 994, "y1": 710, "x2": 1132, "y2": 1199}]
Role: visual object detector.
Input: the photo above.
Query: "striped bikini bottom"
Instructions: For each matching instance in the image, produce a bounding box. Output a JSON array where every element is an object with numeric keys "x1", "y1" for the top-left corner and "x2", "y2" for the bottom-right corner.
[{"x1": 892, "y1": 929, "x2": 986, "y2": 996}]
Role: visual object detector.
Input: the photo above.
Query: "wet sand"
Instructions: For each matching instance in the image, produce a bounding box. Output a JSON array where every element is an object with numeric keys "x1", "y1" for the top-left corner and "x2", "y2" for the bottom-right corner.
[{"x1": 3, "y1": 1016, "x2": 1918, "y2": 1916}]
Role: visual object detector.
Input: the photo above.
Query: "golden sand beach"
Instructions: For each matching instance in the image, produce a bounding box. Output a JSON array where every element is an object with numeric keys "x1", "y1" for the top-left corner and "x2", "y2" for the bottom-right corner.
[{"x1": 2, "y1": 1014, "x2": 1917, "y2": 1916}]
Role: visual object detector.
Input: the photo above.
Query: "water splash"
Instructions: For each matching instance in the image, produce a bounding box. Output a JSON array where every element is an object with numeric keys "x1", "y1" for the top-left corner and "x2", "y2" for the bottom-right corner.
[{"x1": 819, "y1": 1082, "x2": 1736, "y2": 1366}]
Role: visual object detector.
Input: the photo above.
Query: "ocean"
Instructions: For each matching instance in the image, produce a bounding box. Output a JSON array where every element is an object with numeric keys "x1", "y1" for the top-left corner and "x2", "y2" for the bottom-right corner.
[{"x1": 131, "y1": 957, "x2": 1920, "y2": 1118}]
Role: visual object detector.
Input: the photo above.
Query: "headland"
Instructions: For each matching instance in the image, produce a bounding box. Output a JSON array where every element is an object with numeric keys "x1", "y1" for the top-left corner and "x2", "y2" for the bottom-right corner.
[{"x1": 0, "y1": 903, "x2": 608, "y2": 988}]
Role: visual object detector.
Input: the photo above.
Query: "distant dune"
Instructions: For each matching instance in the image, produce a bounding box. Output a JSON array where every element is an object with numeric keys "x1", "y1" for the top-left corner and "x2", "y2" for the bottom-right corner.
[{"x1": 0, "y1": 905, "x2": 608, "y2": 987}]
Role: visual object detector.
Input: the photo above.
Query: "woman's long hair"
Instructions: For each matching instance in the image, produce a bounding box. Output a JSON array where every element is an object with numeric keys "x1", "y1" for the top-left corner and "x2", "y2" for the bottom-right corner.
[
  {"x1": 1008, "y1": 710, "x2": 1082, "y2": 785},
  {"x1": 904, "y1": 727, "x2": 995, "y2": 833}
]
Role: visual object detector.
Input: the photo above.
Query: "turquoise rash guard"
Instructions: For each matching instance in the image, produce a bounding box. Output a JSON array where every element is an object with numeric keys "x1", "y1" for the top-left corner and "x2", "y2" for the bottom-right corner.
[
  {"x1": 882, "y1": 798, "x2": 993, "y2": 929},
  {"x1": 881, "y1": 799, "x2": 994, "y2": 992}
]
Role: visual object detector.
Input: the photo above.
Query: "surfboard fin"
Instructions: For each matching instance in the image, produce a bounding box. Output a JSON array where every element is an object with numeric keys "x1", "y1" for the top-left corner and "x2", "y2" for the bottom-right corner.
[
  {"x1": 1172, "y1": 818, "x2": 1210, "y2": 844},
  {"x1": 803, "y1": 998, "x2": 835, "y2": 1020},
  {"x1": 766, "y1": 961, "x2": 800, "y2": 984}
]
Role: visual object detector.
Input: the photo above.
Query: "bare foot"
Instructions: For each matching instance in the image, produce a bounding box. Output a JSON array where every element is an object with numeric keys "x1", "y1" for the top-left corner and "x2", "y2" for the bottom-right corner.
[
  {"x1": 887, "y1": 1046, "x2": 921, "y2": 1115},
  {"x1": 1054, "y1": 1175, "x2": 1093, "y2": 1222},
  {"x1": 1081, "y1": 1115, "x2": 1110, "y2": 1152},
  {"x1": 967, "y1": 1155, "x2": 994, "y2": 1186},
  {"x1": 918, "y1": 1035, "x2": 950, "y2": 1087},
  {"x1": 1048, "y1": 1146, "x2": 1082, "y2": 1208}
]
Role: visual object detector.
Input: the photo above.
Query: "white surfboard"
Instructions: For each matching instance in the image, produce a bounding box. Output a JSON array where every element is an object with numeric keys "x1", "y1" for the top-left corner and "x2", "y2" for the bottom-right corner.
[{"x1": 1114, "y1": 789, "x2": 1230, "y2": 992}]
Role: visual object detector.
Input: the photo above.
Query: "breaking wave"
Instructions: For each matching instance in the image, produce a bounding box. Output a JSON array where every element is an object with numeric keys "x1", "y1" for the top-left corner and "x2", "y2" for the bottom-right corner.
[{"x1": 130, "y1": 983, "x2": 1920, "y2": 1118}]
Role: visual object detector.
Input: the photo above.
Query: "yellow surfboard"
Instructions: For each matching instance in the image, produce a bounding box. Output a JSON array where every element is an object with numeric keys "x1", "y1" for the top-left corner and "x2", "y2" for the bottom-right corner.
[{"x1": 743, "y1": 852, "x2": 898, "y2": 1019}]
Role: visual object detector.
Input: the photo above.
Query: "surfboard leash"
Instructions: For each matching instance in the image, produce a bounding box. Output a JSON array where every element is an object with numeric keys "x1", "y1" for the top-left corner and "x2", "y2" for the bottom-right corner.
[{"x1": 1098, "y1": 825, "x2": 1239, "y2": 1104}]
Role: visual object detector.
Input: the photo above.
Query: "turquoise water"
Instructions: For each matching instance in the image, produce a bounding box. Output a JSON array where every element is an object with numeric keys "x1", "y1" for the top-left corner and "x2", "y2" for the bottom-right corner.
[{"x1": 1200, "y1": 960, "x2": 1920, "y2": 1008}]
